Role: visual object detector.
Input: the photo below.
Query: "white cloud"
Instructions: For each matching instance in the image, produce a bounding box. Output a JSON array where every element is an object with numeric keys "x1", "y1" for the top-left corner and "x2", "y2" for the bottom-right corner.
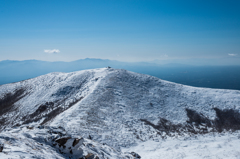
[
  {"x1": 164, "y1": 54, "x2": 168, "y2": 57},
  {"x1": 228, "y1": 53, "x2": 237, "y2": 56},
  {"x1": 44, "y1": 49, "x2": 60, "y2": 54}
]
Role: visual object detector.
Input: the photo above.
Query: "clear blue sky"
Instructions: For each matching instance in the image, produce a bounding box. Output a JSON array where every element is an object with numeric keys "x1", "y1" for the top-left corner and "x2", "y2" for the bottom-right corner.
[{"x1": 0, "y1": 0, "x2": 239, "y2": 63}]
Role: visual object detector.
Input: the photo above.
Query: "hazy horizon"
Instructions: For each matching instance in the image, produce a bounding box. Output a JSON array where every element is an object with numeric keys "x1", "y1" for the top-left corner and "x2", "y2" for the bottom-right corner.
[
  {"x1": 1, "y1": 59, "x2": 240, "y2": 91},
  {"x1": 1, "y1": 0, "x2": 240, "y2": 89},
  {"x1": 1, "y1": 57, "x2": 240, "y2": 66},
  {"x1": 1, "y1": 0, "x2": 239, "y2": 65}
]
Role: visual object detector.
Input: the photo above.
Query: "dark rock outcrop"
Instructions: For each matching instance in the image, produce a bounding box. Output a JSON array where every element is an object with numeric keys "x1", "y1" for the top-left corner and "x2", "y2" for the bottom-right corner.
[{"x1": 141, "y1": 108, "x2": 240, "y2": 136}]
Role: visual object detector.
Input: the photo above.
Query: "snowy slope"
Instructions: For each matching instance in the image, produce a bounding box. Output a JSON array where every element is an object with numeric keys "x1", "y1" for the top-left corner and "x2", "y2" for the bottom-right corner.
[
  {"x1": 0, "y1": 125, "x2": 138, "y2": 159},
  {"x1": 122, "y1": 132, "x2": 240, "y2": 159},
  {"x1": 0, "y1": 68, "x2": 240, "y2": 158}
]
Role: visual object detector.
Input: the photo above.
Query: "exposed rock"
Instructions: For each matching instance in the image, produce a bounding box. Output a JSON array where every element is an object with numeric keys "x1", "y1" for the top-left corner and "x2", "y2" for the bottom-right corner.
[
  {"x1": 214, "y1": 108, "x2": 240, "y2": 132},
  {"x1": 141, "y1": 108, "x2": 240, "y2": 137},
  {"x1": 26, "y1": 126, "x2": 34, "y2": 129},
  {"x1": 55, "y1": 137, "x2": 71, "y2": 148},
  {"x1": 0, "y1": 144, "x2": 3, "y2": 152},
  {"x1": 186, "y1": 108, "x2": 212, "y2": 127},
  {"x1": 85, "y1": 153, "x2": 95, "y2": 159},
  {"x1": 130, "y1": 152, "x2": 141, "y2": 158},
  {"x1": 0, "y1": 88, "x2": 25, "y2": 117},
  {"x1": 73, "y1": 138, "x2": 81, "y2": 147}
]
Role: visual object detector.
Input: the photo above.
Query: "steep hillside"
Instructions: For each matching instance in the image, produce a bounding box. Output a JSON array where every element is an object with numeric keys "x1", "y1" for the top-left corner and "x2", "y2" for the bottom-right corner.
[{"x1": 0, "y1": 68, "x2": 240, "y2": 157}]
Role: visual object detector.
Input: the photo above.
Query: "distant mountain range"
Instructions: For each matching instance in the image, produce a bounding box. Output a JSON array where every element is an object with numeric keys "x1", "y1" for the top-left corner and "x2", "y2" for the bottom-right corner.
[
  {"x1": 0, "y1": 58, "x2": 157, "y2": 84},
  {"x1": 1, "y1": 58, "x2": 240, "y2": 90}
]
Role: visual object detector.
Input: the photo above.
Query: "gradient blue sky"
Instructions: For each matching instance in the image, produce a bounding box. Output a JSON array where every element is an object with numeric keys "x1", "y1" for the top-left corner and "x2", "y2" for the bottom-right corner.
[{"x1": 0, "y1": 0, "x2": 240, "y2": 63}]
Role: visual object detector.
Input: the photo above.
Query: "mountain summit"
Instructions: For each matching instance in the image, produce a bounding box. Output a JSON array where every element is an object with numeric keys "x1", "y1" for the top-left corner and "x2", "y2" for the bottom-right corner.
[{"x1": 0, "y1": 68, "x2": 240, "y2": 158}]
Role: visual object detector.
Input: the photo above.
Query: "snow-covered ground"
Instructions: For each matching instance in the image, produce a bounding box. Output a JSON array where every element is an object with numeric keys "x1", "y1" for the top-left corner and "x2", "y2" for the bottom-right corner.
[
  {"x1": 1, "y1": 125, "x2": 240, "y2": 159},
  {"x1": 123, "y1": 132, "x2": 240, "y2": 159},
  {"x1": 0, "y1": 68, "x2": 240, "y2": 158},
  {"x1": 0, "y1": 125, "x2": 138, "y2": 159}
]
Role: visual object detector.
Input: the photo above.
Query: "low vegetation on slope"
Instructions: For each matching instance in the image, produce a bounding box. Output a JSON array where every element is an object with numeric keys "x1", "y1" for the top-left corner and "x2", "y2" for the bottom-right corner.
[{"x1": 0, "y1": 68, "x2": 240, "y2": 158}]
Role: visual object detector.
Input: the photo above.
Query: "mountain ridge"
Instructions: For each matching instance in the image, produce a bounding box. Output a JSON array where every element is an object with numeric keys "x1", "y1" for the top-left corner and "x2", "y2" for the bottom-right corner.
[{"x1": 1, "y1": 68, "x2": 240, "y2": 153}]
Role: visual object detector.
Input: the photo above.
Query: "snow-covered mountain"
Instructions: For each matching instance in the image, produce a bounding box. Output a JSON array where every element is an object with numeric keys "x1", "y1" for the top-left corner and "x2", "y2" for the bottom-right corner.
[{"x1": 0, "y1": 68, "x2": 240, "y2": 158}]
